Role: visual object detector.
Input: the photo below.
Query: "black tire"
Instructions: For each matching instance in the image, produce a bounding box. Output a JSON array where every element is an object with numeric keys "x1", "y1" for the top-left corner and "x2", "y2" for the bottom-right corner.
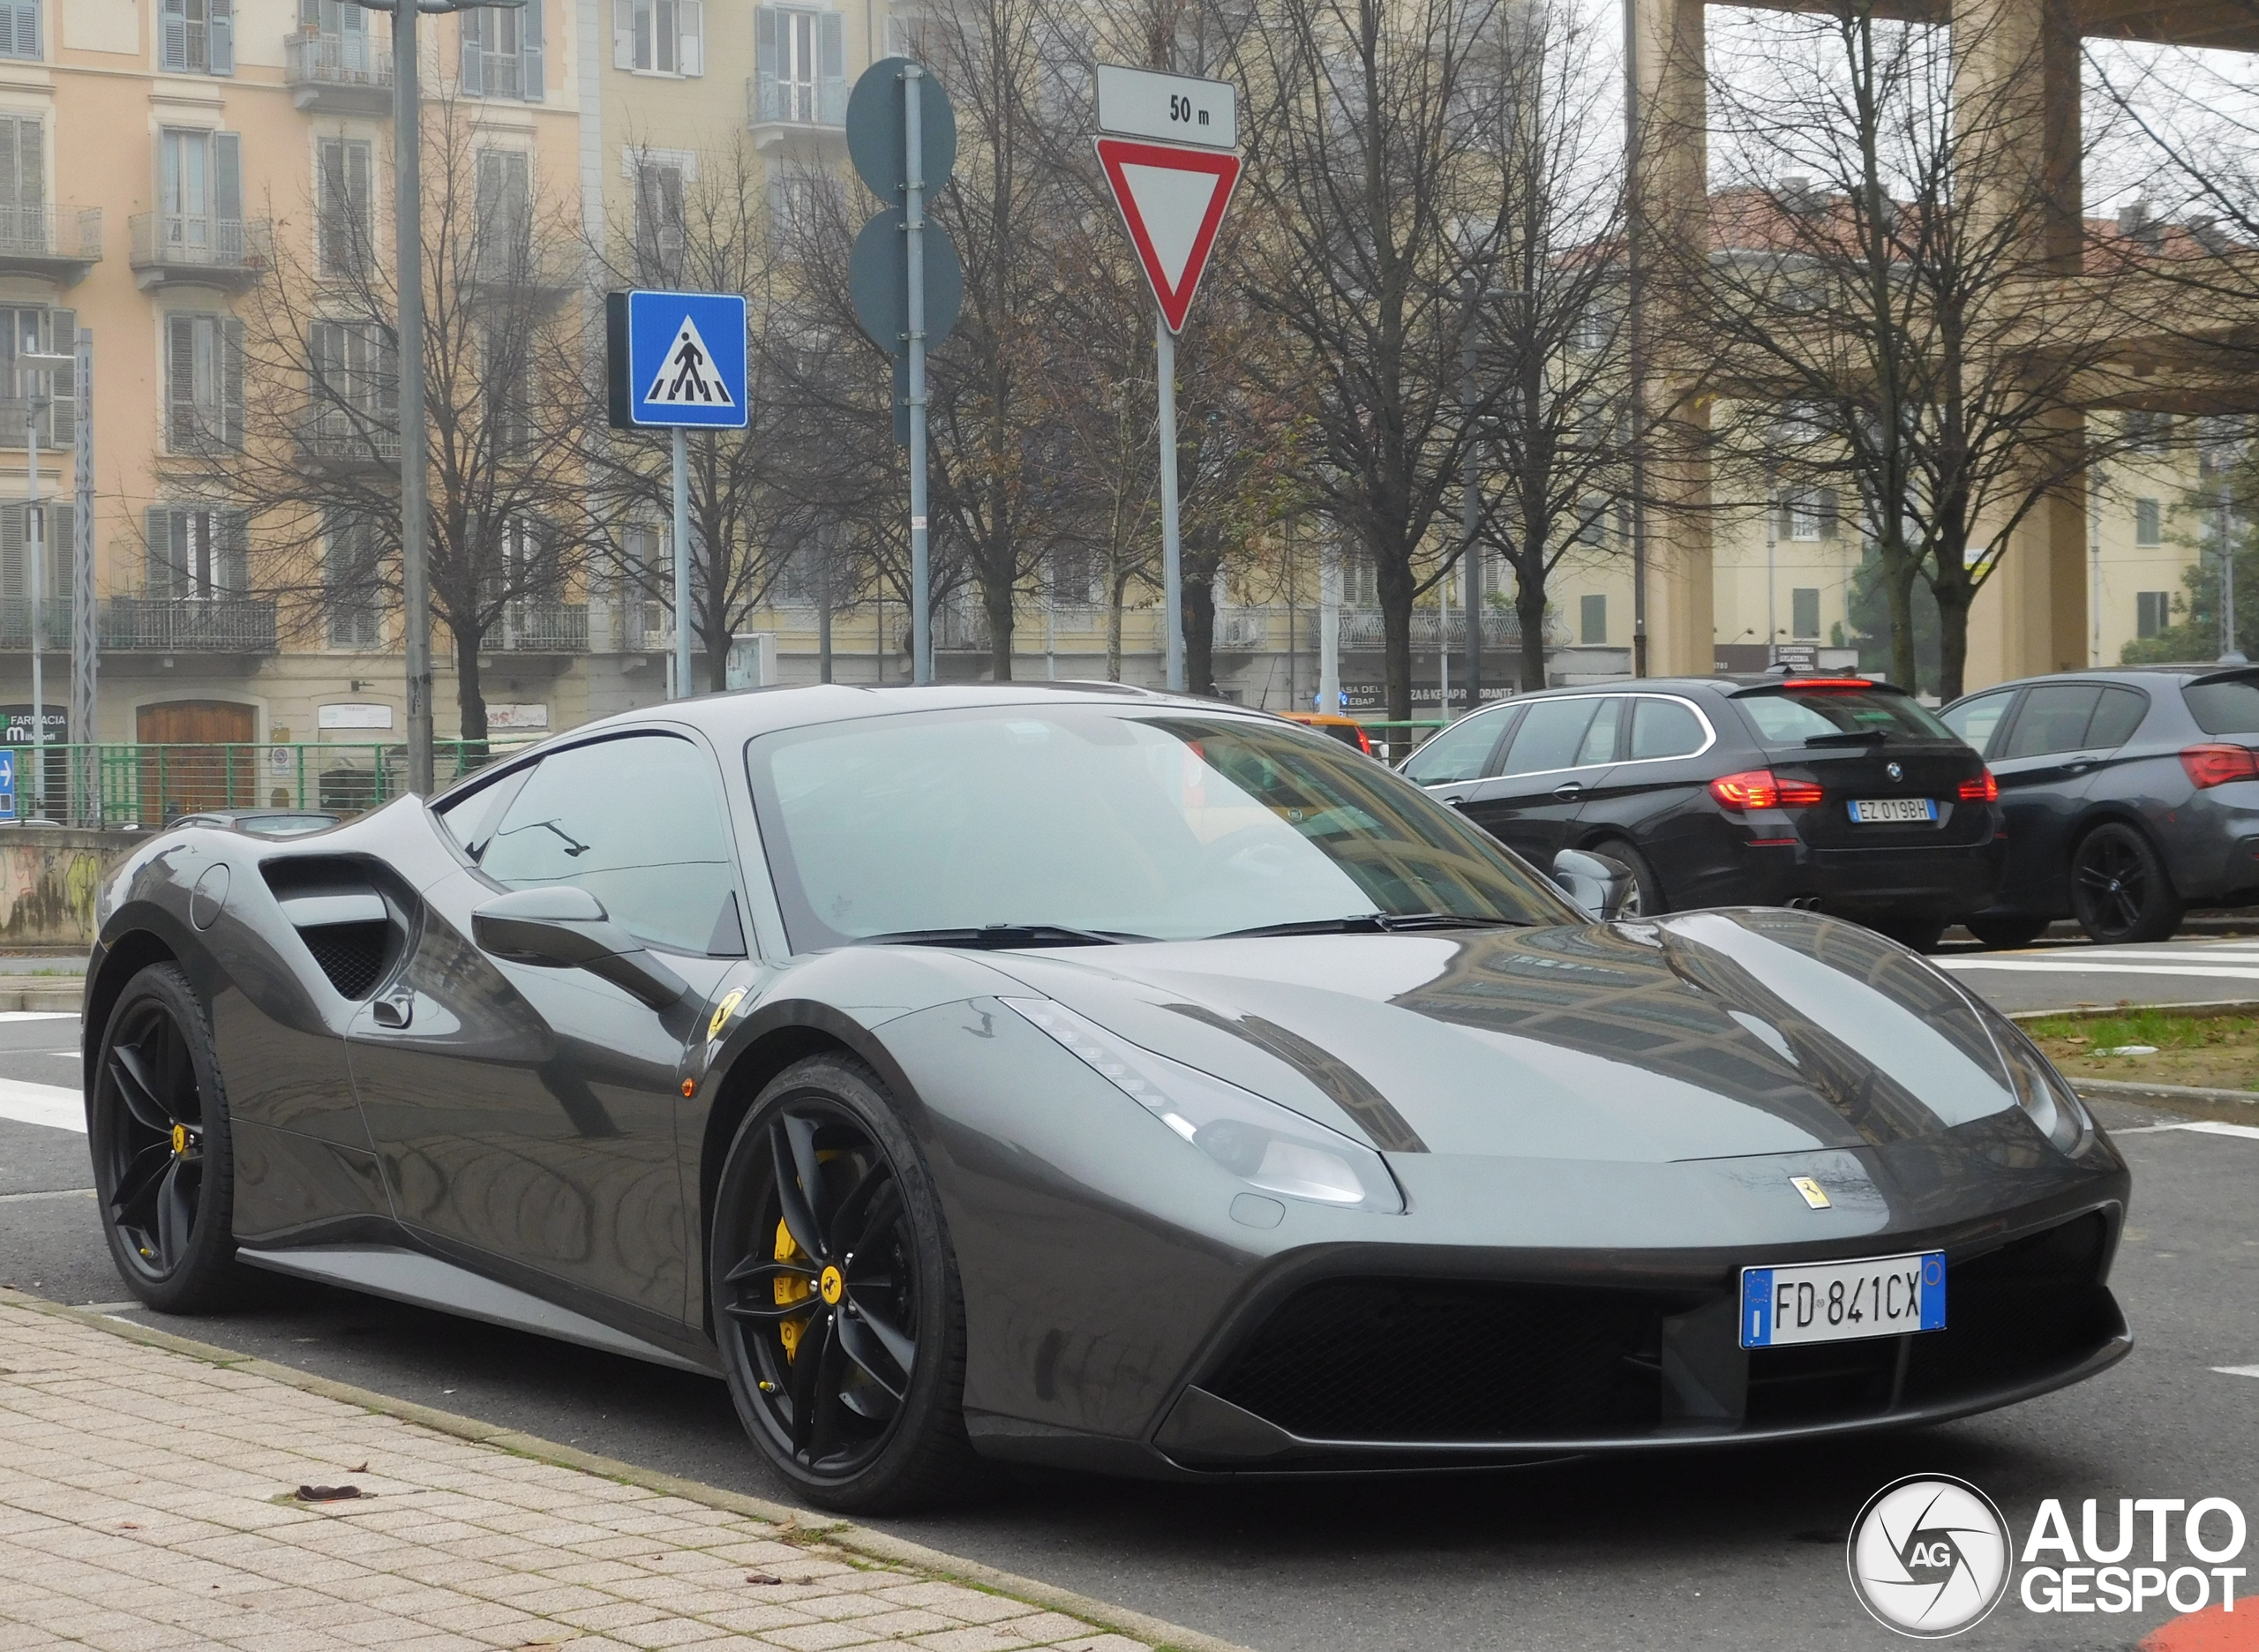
[
  {"x1": 1868, "y1": 914, "x2": 1948, "y2": 953},
  {"x1": 1964, "y1": 913, "x2": 2049, "y2": 950},
  {"x1": 1587, "y1": 837, "x2": 1666, "y2": 918},
  {"x1": 2070, "y1": 822, "x2": 2184, "y2": 944},
  {"x1": 88, "y1": 963, "x2": 247, "y2": 1313},
  {"x1": 709, "y1": 1055, "x2": 979, "y2": 1513}
]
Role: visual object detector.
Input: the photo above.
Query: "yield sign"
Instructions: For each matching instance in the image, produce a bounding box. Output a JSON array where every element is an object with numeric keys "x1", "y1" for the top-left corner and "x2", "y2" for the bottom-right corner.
[{"x1": 1095, "y1": 136, "x2": 1242, "y2": 334}]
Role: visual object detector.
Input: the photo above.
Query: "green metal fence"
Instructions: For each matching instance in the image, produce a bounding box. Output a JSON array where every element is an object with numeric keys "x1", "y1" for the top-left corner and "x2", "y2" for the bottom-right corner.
[
  {"x1": 4, "y1": 741, "x2": 529, "y2": 829},
  {"x1": 1356, "y1": 719, "x2": 1449, "y2": 762}
]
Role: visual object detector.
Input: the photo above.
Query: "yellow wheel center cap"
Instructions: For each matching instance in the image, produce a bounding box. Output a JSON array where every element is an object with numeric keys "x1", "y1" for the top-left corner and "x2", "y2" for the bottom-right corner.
[
  {"x1": 818, "y1": 1265, "x2": 844, "y2": 1306},
  {"x1": 169, "y1": 1123, "x2": 187, "y2": 1156}
]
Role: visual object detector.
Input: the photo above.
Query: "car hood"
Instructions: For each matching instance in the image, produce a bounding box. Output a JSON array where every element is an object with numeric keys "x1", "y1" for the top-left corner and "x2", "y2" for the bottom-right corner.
[{"x1": 973, "y1": 909, "x2": 2026, "y2": 1163}]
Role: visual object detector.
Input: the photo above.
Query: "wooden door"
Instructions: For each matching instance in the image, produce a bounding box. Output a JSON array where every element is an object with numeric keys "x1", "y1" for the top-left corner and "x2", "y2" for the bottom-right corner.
[{"x1": 137, "y1": 700, "x2": 257, "y2": 820}]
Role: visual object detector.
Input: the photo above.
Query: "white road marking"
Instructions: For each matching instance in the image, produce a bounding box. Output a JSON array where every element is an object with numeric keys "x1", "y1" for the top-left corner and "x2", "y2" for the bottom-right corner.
[
  {"x1": 0, "y1": 1010, "x2": 77, "y2": 1022},
  {"x1": 2117, "y1": 1120, "x2": 2259, "y2": 1141},
  {"x1": 0, "y1": 1187, "x2": 92, "y2": 1204},
  {"x1": 2214, "y1": 1365, "x2": 2259, "y2": 1379},
  {"x1": 1936, "y1": 960, "x2": 2259, "y2": 981},
  {"x1": 0, "y1": 1078, "x2": 85, "y2": 1132}
]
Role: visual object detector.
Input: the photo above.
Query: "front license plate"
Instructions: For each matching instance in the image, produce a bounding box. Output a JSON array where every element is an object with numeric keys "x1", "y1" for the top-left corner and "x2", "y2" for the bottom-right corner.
[
  {"x1": 1849, "y1": 797, "x2": 1938, "y2": 823},
  {"x1": 1740, "y1": 1250, "x2": 1946, "y2": 1348}
]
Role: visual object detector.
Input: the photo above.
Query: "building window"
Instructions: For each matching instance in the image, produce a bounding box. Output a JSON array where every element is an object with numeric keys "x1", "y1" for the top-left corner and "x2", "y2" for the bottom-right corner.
[
  {"x1": 614, "y1": 0, "x2": 700, "y2": 74},
  {"x1": 158, "y1": 128, "x2": 244, "y2": 260},
  {"x1": 0, "y1": 116, "x2": 41, "y2": 255},
  {"x1": 1579, "y1": 593, "x2": 1606, "y2": 644},
  {"x1": 0, "y1": 500, "x2": 71, "y2": 609},
  {"x1": 1791, "y1": 587, "x2": 1821, "y2": 639},
  {"x1": 483, "y1": 325, "x2": 530, "y2": 454},
  {"x1": 473, "y1": 150, "x2": 531, "y2": 280},
  {"x1": 2124, "y1": 410, "x2": 2171, "y2": 454},
  {"x1": 0, "y1": 305, "x2": 73, "y2": 447},
  {"x1": 0, "y1": 0, "x2": 37, "y2": 67},
  {"x1": 2135, "y1": 497, "x2": 2162, "y2": 546},
  {"x1": 160, "y1": 0, "x2": 233, "y2": 74},
  {"x1": 306, "y1": 319, "x2": 394, "y2": 455},
  {"x1": 621, "y1": 522, "x2": 668, "y2": 644},
  {"x1": 754, "y1": 6, "x2": 844, "y2": 124},
  {"x1": 1787, "y1": 489, "x2": 1838, "y2": 542},
  {"x1": 145, "y1": 505, "x2": 247, "y2": 599},
  {"x1": 166, "y1": 312, "x2": 244, "y2": 452},
  {"x1": 1574, "y1": 493, "x2": 1610, "y2": 547},
  {"x1": 633, "y1": 160, "x2": 686, "y2": 283},
  {"x1": 461, "y1": 0, "x2": 541, "y2": 101},
  {"x1": 2136, "y1": 590, "x2": 2172, "y2": 639},
  {"x1": 317, "y1": 137, "x2": 372, "y2": 278},
  {"x1": 325, "y1": 514, "x2": 381, "y2": 646}
]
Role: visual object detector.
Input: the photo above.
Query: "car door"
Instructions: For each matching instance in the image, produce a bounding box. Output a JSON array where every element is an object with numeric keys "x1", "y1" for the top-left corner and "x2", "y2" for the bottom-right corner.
[
  {"x1": 1573, "y1": 693, "x2": 1722, "y2": 903},
  {"x1": 1457, "y1": 695, "x2": 1618, "y2": 867},
  {"x1": 345, "y1": 729, "x2": 748, "y2": 1325},
  {"x1": 1985, "y1": 683, "x2": 2109, "y2": 913}
]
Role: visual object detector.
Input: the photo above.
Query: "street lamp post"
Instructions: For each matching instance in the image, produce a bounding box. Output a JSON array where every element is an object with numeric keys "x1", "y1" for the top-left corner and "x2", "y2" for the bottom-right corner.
[{"x1": 19, "y1": 349, "x2": 75, "y2": 823}]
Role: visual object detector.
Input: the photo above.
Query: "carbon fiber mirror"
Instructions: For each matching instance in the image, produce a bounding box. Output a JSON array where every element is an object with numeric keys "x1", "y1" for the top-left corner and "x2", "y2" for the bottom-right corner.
[{"x1": 471, "y1": 886, "x2": 688, "y2": 1010}]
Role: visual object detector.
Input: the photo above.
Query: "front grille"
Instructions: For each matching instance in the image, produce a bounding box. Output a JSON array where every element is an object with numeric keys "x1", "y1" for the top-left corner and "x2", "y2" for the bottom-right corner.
[
  {"x1": 1206, "y1": 1279, "x2": 1680, "y2": 1441},
  {"x1": 1903, "y1": 1213, "x2": 2115, "y2": 1404},
  {"x1": 301, "y1": 920, "x2": 392, "y2": 999}
]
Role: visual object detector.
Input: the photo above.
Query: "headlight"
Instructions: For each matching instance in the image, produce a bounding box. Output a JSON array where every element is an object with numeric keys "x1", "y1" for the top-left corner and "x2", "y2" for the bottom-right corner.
[
  {"x1": 1002, "y1": 997, "x2": 1405, "y2": 1213},
  {"x1": 1993, "y1": 1020, "x2": 2089, "y2": 1154}
]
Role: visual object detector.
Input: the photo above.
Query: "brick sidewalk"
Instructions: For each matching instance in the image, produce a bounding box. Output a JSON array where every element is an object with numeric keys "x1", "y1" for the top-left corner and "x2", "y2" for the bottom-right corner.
[{"x1": 0, "y1": 1294, "x2": 1160, "y2": 1652}]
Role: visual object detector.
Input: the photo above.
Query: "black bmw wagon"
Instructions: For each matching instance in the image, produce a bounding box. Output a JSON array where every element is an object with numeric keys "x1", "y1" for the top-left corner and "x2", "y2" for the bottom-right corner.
[{"x1": 1401, "y1": 675, "x2": 2004, "y2": 949}]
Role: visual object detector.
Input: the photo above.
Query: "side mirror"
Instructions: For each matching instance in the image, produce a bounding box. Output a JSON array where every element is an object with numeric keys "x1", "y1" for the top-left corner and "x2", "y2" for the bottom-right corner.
[
  {"x1": 1551, "y1": 848, "x2": 1638, "y2": 922},
  {"x1": 471, "y1": 885, "x2": 687, "y2": 1010}
]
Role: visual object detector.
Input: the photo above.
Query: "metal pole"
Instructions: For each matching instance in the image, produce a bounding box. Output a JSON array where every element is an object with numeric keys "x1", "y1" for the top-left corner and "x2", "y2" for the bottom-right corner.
[
  {"x1": 1156, "y1": 316, "x2": 1184, "y2": 693},
  {"x1": 2223, "y1": 491, "x2": 2240, "y2": 664},
  {"x1": 71, "y1": 329, "x2": 95, "y2": 824},
  {"x1": 1765, "y1": 470, "x2": 1777, "y2": 665},
  {"x1": 904, "y1": 63, "x2": 932, "y2": 685},
  {"x1": 1460, "y1": 315, "x2": 1481, "y2": 717},
  {"x1": 1622, "y1": 0, "x2": 1648, "y2": 679},
  {"x1": 396, "y1": 0, "x2": 433, "y2": 792},
  {"x1": 1318, "y1": 533, "x2": 1340, "y2": 711},
  {"x1": 2089, "y1": 468, "x2": 2103, "y2": 667},
  {"x1": 1437, "y1": 567, "x2": 1448, "y2": 717},
  {"x1": 672, "y1": 425, "x2": 692, "y2": 696},
  {"x1": 26, "y1": 392, "x2": 43, "y2": 819}
]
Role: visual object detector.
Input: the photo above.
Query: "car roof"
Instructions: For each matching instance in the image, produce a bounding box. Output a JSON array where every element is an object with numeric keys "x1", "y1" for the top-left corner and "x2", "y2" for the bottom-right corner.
[{"x1": 1946, "y1": 664, "x2": 2259, "y2": 700}]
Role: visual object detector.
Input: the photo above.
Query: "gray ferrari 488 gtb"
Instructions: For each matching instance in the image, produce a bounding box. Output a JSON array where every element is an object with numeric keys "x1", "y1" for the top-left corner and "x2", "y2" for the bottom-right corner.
[{"x1": 83, "y1": 684, "x2": 2130, "y2": 1512}]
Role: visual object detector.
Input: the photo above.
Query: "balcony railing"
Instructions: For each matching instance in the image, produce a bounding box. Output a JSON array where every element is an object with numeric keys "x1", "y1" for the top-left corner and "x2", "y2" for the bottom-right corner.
[
  {"x1": 128, "y1": 214, "x2": 273, "y2": 285},
  {"x1": 105, "y1": 597, "x2": 279, "y2": 652},
  {"x1": 0, "y1": 598, "x2": 73, "y2": 648},
  {"x1": 298, "y1": 409, "x2": 401, "y2": 462},
  {"x1": 0, "y1": 395, "x2": 71, "y2": 449},
  {"x1": 1340, "y1": 607, "x2": 1518, "y2": 650},
  {"x1": 0, "y1": 206, "x2": 101, "y2": 269},
  {"x1": 747, "y1": 76, "x2": 847, "y2": 131},
  {"x1": 492, "y1": 602, "x2": 589, "y2": 652},
  {"x1": 285, "y1": 28, "x2": 393, "y2": 93}
]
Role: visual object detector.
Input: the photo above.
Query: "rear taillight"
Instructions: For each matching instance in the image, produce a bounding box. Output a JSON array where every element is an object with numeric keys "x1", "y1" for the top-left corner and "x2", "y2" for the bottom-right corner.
[
  {"x1": 2180, "y1": 744, "x2": 2259, "y2": 789},
  {"x1": 1353, "y1": 726, "x2": 1373, "y2": 755},
  {"x1": 1957, "y1": 770, "x2": 2000, "y2": 803},
  {"x1": 1711, "y1": 770, "x2": 1825, "y2": 810}
]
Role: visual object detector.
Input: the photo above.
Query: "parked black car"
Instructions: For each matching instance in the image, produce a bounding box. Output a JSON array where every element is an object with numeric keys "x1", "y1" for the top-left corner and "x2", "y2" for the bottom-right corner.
[
  {"x1": 1939, "y1": 665, "x2": 2259, "y2": 945},
  {"x1": 1401, "y1": 675, "x2": 2004, "y2": 950}
]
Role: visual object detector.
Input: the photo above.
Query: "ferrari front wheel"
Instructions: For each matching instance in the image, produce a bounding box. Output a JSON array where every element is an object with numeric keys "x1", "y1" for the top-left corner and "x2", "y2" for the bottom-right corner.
[
  {"x1": 709, "y1": 1055, "x2": 979, "y2": 1513},
  {"x1": 89, "y1": 963, "x2": 246, "y2": 1313}
]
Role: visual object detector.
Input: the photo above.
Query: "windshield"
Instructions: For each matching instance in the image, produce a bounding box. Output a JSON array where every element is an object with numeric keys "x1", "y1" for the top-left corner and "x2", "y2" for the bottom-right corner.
[
  {"x1": 746, "y1": 706, "x2": 1581, "y2": 948},
  {"x1": 1737, "y1": 687, "x2": 1956, "y2": 747}
]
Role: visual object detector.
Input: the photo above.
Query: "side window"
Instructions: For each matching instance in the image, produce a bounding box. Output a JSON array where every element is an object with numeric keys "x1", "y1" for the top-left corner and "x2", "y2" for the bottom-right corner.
[
  {"x1": 437, "y1": 764, "x2": 532, "y2": 859},
  {"x1": 1500, "y1": 698, "x2": 1599, "y2": 777},
  {"x1": 1940, "y1": 691, "x2": 2015, "y2": 756},
  {"x1": 477, "y1": 734, "x2": 744, "y2": 956},
  {"x1": 1401, "y1": 707, "x2": 1511, "y2": 785},
  {"x1": 1572, "y1": 697, "x2": 1623, "y2": 767},
  {"x1": 2087, "y1": 687, "x2": 2149, "y2": 749},
  {"x1": 1999, "y1": 685, "x2": 2103, "y2": 760},
  {"x1": 1628, "y1": 697, "x2": 1707, "y2": 760}
]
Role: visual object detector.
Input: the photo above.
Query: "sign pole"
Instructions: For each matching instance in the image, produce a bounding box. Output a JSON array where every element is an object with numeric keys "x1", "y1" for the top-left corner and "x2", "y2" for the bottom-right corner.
[
  {"x1": 26, "y1": 383, "x2": 42, "y2": 819},
  {"x1": 904, "y1": 64, "x2": 932, "y2": 686},
  {"x1": 672, "y1": 425, "x2": 693, "y2": 697},
  {"x1": 396, "y1": 0, "x2": 433, "y2": 791},
  {"x1": 71, "y1": 328, "x2": 95, "y2": 824},
  {"x1": 1155, "y1": 316, "x2": 1184, "y2": 693}
]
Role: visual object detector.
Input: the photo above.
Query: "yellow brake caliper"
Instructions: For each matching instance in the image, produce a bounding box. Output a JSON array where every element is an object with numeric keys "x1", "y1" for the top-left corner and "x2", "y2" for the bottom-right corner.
[{"x1": 773, "y1": 1218, "x2": 814, "y2": 1362}]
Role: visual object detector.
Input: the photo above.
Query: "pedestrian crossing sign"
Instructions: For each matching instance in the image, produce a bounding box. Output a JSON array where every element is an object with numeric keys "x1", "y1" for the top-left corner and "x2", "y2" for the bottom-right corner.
[{"x1": 606, "y1": 289, "x2": 750, "y2": 430}]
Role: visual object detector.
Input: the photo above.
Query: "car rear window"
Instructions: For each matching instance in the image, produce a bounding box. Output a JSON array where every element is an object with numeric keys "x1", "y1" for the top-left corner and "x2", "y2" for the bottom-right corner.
[
  {"x1": 1736, "y1": 686, "x2": 1956, "y2": 747},
  {"x1": 2186, "y1": 676, "x2": 2259, "y2": 735}
]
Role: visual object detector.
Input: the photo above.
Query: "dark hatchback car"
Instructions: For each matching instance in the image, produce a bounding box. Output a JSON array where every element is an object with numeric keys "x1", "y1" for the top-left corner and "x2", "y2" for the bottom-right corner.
[
  {"x1": 1939, "y1": 665, "x2": 2259, "y2": 946},
  {"x1": 1401, "y1": 676, "x2": 2004, "y2": 949}
]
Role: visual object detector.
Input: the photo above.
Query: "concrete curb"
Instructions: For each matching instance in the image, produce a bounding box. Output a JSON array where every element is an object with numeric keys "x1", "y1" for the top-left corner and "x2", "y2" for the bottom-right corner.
[
  {"x1": 2009, "y1": 997, "x2": 2259, "y2": 1023},
  {"x1": 2073, "y1": 1076, "x2": 2259, "y2": 1109},
  {"x1": 0, "y1": 985, "x2": 81, "y2": 1012},
  {"x1": 2, "y1": 1289, "x2": 1260, "y2": 1652}
]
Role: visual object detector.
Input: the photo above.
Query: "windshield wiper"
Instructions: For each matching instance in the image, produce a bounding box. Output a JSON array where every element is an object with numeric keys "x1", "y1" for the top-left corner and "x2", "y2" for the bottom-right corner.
[
  {"x1": 853, "y1": 923, "x2": 1152, "y2": 949},
  {"x1": 1219, "y1": 912, "x2": 1527, "y2": 939},
  {"x1": 1805, "y1": 729, "x2": 1887, "y2": 746}
]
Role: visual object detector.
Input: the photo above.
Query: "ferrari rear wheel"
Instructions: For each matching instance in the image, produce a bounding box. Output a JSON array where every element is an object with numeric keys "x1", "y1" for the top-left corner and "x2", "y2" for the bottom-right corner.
[
  {"x1": 709, "y1": 1055, "x2": 978, "y2": 1513},
  {"x1": 90, "y1": 963, "x2": 245, "y2": 1313}
]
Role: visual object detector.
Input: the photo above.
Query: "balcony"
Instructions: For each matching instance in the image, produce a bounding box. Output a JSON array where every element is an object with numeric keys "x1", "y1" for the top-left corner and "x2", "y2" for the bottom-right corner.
[
  {"x1": 489, "y1": 602, "x2": 589, "y2": 656},
  {"x1": 285, "y1": 29, "x2": 394, "y2": 115},
  {"x1": 747, "y1": 77, "x2": 846, "y2": 151},
  {"x1": 0, "y1": 206, "x2": 102, "y2": 285},
  {"x1": 1340, "y1": 607, "x2": 1518, "y2": 650},
  {"x1": 297, "y1": 409, "x2": 401, "y2": 466},
  {"x1": 128, "y1": 214, "x2": 273, "y2": 292},
  {"x1": 105, "y1": 597, "x2": 279, "y2": 653},
  {"x1": 0, "y1": 598, "x2": 72, "y2": 648}
]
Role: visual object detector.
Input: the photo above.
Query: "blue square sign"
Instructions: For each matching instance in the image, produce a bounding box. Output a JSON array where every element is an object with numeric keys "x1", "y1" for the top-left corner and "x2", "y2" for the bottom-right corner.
[{"x1": 605, "y1": 290, "x2": 750, "y2": 431}]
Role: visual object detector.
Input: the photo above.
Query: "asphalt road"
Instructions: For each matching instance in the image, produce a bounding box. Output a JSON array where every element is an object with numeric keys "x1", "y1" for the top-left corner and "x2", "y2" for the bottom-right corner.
[{"x1": 3, "y1": 967, "x2": 2255, "y2": 1652}]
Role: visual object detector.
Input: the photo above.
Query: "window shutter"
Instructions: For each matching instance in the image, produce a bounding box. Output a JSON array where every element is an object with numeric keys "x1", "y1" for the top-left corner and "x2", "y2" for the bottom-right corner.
[
  {"x1": 1816, "y1": 489, "x2": 1840, "y2": 539},
  {"x1": 166, "y1": 314, "x2": 198, "y2": 449},
  {"x1": 818, "y1": 11, "x2": 844, "y2": 121},
  {"x1": 754, "y1": 6, "x2": 777, "y2": 120},
  {"x1": 613, "y1": 0, "x2": 632, "y2": 66},
  {"x1": 214, "y1": 131, "x2": 242, "y2": 228},
  {"x1": 678, "y1": 0, "x2": 700, "y2": 75},
  {"x1": 219, "y1": 509, "x2": 249, "y2": 595},
  {"x1": 45, "y1": 307, "x2": 71, "y2": 447},
  {"x1": 44, "y1": 503, "x2": 71, "y2": 602},
  {"x1": 459, "y1": 8, "x2": 482, "y2": 94},
  {"x1": 17, "y1": 117, "x2": 40, "y2": 226},
  {"x1": 518, "y1": 0, "x2": 542, "y2": 99},
  {"x1": 208, "y1": 0, "x2": 233, "y2": 74},
  {"x1": 1, "y1": 503, "x2": 22, "y2": 604},
  {"x1": 161, "y1": 0, "x2": 187, "y2": 68}
]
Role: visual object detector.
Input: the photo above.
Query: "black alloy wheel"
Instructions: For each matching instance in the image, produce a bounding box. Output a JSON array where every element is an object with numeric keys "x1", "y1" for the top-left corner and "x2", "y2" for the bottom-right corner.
[
  {"x1": 710, "y1": 1055, "x2": 976, "y2": 1513},
  {"x1": 2069, "y1": 822, "x2": 2184, "y2": 945},
  {"x1": 90, "y1": 964, "x2": 244, "y2": 1312}
]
